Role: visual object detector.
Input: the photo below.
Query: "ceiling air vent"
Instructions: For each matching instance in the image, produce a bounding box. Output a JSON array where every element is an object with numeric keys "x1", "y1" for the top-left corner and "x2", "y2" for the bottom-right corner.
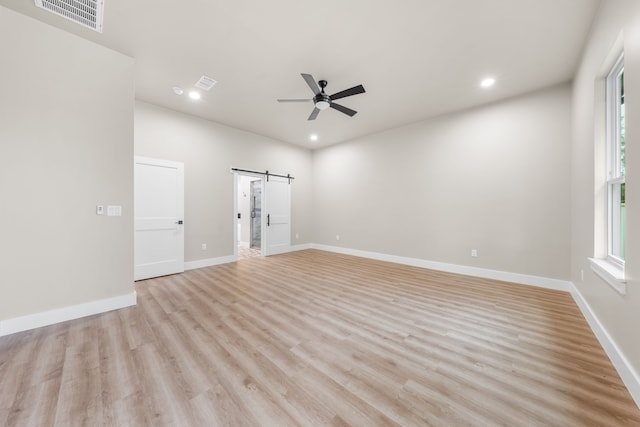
[
  {"x1": 195, "y1": 75, "x2": 217, "y2": 91},
  {"x1": 35, "y1": 0, "x2": 105, "y2": 33}
]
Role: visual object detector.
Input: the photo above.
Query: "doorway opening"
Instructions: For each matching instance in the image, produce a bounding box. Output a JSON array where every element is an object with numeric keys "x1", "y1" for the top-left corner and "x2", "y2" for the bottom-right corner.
[
  {"x1": 233, "y1": 168, "x2": 292, "y2": 260},
  {"x1": 237, "y1": 174, "x2": 263, "y2": 260}
]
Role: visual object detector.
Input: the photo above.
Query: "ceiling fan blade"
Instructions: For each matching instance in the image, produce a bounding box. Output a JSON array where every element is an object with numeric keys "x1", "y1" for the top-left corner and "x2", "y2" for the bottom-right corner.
[
  {"x1": 308, "y1": 107, "x2": 321, "y2": 120},
  {"x1": 330, "y1": 84, "x2": 365, "y2": 101},
  {"x1": 301, "y1": 73, "x2": 321, "y2": 95},
  {"x1": 330, "y1": 102, "x2": 357, "y2": 117},
  {"x1": 277, "y1": 99, "x2": 312, "y2": 102}
]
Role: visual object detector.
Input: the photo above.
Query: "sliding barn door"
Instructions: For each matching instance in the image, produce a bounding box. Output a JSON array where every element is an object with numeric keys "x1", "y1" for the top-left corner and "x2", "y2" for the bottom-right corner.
[{"x1": 264, "y1": 175, "x2": 291, "y2": 256}]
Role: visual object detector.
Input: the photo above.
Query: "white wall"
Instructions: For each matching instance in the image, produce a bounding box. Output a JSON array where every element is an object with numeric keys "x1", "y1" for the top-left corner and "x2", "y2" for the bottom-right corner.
[
  {"x1": 312, "y1": 84, "x2": 572, "y2": 280},
  {"x1": 134, "y1": 101, "x2": 313, "y2": 262},
  {"x1": 0, "y1": 7, "x2": 135, "y2": 321},
  {"x1": 571, "y1": 0, "x2": 640, "y2": 385}
]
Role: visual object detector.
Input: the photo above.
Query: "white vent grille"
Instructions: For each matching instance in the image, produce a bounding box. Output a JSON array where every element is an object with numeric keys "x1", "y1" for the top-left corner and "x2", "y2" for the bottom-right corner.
[
  {"x1": 35, "y1": 0, "x2": 104, "y2": 33},
  {"x1": 195, "y1": 76, "x2": 217, "y2": 91}
]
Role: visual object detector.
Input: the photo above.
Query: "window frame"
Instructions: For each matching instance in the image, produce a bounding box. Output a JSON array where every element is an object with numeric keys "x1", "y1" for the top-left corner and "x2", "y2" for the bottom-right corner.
[{"x1": 605, "y1": 53, "x2": 625, "y2": 267}]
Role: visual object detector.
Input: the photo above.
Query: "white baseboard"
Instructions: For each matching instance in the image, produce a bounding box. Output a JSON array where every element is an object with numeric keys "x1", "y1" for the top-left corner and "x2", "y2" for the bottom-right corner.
[
  {"x1": 0, "y1": 291, "x2": 137, "y2": 337},
  {"x1": 274, "y1": 243, "x2": 312, "y2": 254},
  {"x1": 184, "y1": 245, "x2": 312, "y2": 271},
  {"x1": 570, "y1": 285, "x2": 640, "y2": 409},
  {"x1": 311, "y1": 244, "x2": 572, "y2": 292},
  {"x1": 238, "y1": 241, "x2": 250, "y2": 248},
  {"x1": 184, "y1": 255, "x2": 237, "y2": 271},
  {"x1": 265, "y1": 243, "x2": 313, "y2": 256}
]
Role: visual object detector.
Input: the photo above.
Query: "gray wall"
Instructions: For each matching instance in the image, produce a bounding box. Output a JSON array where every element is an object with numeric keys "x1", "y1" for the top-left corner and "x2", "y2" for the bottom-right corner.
[
  {"x1": 134, "y1": 101, "x2": 313, "y2": 262},
  {"x1": 312, "y1": 84, "x2": 572, "y2": 280},
  {"x1": 0, "y1": 7, "x2": 135, "y2": 319},
  {"x1": 571, "y1": 0, "x2": 640, "y2": 383}
]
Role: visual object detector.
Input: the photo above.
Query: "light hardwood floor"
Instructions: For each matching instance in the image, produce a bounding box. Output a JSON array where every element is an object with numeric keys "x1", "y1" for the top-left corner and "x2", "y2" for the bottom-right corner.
[{"x1": 1, "y1": 249, "x2": 639, "y2": 426}]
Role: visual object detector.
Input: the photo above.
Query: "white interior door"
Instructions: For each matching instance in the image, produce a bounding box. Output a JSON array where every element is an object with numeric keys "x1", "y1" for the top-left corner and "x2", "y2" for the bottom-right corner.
[
  {"x1": 134, "y1": 156, "x2": 184, "y2": 280},
  {"x1": 264, "y1": 175, "x2": 291, "y2": 256}
]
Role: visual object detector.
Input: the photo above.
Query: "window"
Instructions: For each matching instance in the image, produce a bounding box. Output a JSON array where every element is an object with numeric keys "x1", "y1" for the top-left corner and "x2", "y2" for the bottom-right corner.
[
  {"x1": 606, "y1": 54, "x2": 625, "y2": 265},
  {"x1": 589, "y1": 48, "x2": 626, "y2": 294}
]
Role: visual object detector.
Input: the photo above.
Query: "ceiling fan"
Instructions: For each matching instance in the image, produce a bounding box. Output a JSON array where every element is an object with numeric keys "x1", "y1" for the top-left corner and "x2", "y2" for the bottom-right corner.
[{"x1": 277, "y1": 73, "x2": 366, "y2": 120}]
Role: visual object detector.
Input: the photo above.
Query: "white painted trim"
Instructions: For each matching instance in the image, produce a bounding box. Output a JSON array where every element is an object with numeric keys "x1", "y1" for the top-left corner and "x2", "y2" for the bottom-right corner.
[
  {"x1": 233, "y1": 172, "x2": 239, "y2": 261},
  {"x1": 588, "y1": 257, "x2": 626, "y2": 295},
  {"x1": 311, "y1": 244, "x2": 572, "y2": 291},
  {"x1": 184, "y1": 245, "x2": 311, "y2": 271},
  {"x1": 184, "y1": 255, "x2": 237, "y2": 271},
  {"x1": 268, "y1": 243, "x2": 311, "y2": 255},
  {"x1": 570, "y1": 285, "x2": 640, "y2": 409},
  {"x1": 134, "y1": 155, "x2": 182, "y2": 169},
  {"x1": 0, "y1": 291, "x2": 137, "y2": 337},
  {"x1": 232, "y1": 171, "x2": 268, "y2": 260},
  {"x1": 267, "y1": 245, "x2": 293, "y2": 256},
  {"x1": 289, "y1": 243, "x2": 312, "y2": 252}
]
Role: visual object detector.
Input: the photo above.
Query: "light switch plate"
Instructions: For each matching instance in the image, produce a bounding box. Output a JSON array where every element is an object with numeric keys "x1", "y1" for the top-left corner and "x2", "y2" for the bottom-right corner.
[
  {"x1": 96, "y1": 205, "x2": 104, "y2": 215},
  {"x1": 107, "y1": 205, "x2": 122, "y2": 217}
]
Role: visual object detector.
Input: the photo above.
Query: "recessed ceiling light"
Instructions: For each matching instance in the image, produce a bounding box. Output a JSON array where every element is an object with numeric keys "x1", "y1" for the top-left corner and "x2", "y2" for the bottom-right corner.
[
  {"x1": 188, "y1": 91, "x2": 201, "y2": 100},
  {"x1": 480, "y1": 77, "x2": 496, "y2": 88},
  {"x1": 310, "y1": 134, "x2": 318, "y2": 141},
  {"x1": 172, "y1": 86, "x2": 184, "y2": 95}
]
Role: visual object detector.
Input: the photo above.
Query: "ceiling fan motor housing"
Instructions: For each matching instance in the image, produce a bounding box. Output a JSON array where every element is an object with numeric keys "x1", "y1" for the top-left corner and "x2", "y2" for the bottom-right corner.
[
  {"x1": 314, "y1": 80, "x2": 331, "y2": 109},
  {"x1": 314, "y1": 93, "x2": 331, "y2": 110}
]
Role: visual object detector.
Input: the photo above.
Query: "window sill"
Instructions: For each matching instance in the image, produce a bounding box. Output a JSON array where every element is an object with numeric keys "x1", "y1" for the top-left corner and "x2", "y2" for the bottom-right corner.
[{"x1": 588, "y1": 258, "x2": 626, "y2": 295}]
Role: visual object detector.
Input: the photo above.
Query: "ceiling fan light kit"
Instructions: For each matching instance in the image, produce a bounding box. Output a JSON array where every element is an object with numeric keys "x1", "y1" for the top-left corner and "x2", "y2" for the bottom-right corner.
[
  {"x1": 313, "y1": 80, "x2": 331, "y2": 110},
  {"x1": 278, "y1": 73, "x2": 365, "y2": 120}
]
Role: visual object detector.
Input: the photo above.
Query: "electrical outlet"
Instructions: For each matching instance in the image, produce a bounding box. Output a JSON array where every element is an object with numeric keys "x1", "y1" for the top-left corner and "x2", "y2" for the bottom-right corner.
[
  {"x1": 581, "y1": 269, "x2": 584, "y2": 281},
  {"x1": 336, "y1": 234, "x2": 340, "y2": 241},
  {"x1": 295, "y1": 233, "x2": 299, "y2": 239},
  {"x1": 471, "y1": 249, "x2": 478, "y2": 257},
  {"x1": 201, "y1": 243, "x2": 207, "y2": 251},
  {"x1": 96, "y1": 205, "x2": 104, "y2": 215}
]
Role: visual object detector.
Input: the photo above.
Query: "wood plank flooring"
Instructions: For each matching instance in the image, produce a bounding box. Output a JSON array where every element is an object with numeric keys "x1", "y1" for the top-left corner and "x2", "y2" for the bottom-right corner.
[{"x1": 1, "y1": 249, "x2": 639, "y2": 426}]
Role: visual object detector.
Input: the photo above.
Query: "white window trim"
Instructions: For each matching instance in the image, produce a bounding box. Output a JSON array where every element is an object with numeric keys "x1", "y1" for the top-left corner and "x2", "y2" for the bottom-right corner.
[
  {"x1": 605, "y1": 54, "x2": 625, "y2": 264},
  {"x1": 589, "y1": 258, "x2": 626, "y2": 295},
  {"x1": 605, "y1": 55, "x2": 624, "y2": 181},
  {"x1": 606, "y1": 178, "x2": 625, "y2": 267},
  {"x1": 590, "y1": 52, "x2": 626, "y2": 295},
  {"x1": 606, "y1": 53, "x2": 625, "y2": 269}
]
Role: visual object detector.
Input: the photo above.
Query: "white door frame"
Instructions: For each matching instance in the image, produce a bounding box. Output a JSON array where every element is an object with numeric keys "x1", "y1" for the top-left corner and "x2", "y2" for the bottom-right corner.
[{"x1": 233, "y1": 171, "x2": 266, "y2": 260}]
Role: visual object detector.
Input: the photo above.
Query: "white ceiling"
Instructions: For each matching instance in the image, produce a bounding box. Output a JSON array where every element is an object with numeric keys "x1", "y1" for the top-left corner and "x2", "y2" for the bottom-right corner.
[{"x1": 1, "y1": 0, "x2": 601, "y2": 148}]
